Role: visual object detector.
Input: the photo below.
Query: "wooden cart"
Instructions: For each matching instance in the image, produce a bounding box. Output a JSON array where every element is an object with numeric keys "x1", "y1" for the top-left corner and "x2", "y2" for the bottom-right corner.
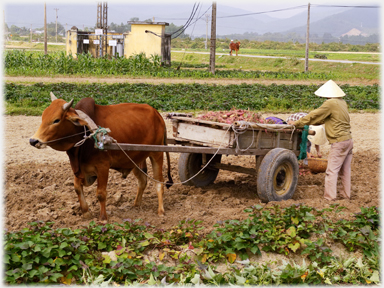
[{"x1": 104, "y1": 115, "x2": 304, "y2": 203}]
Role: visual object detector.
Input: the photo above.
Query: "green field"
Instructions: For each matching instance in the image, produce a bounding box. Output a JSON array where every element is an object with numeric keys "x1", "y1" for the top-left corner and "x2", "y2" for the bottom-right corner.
[
  {"x1": 5, "y1": 204, "x2": 380, "y2": 285},
  {"x1": 173, "y1": 48, "x2": 380, "y2": 62},
  {"x1": 4, "y1": 82, "x2": 379, "y2": 116},
  {"x1": 4, "y1": 41, "x2": 380, "y2": 82}
]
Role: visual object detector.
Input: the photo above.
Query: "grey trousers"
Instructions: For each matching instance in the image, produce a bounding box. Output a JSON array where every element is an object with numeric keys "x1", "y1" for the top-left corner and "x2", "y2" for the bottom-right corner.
[{"x1": 324, "y1": 139, "x2": 353, "y2": 200}]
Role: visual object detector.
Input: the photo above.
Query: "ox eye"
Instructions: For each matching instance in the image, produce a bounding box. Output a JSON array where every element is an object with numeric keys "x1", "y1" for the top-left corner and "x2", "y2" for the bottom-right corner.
[{"x1": 53, "y1": 119, "x2": 60, "y2": 124}]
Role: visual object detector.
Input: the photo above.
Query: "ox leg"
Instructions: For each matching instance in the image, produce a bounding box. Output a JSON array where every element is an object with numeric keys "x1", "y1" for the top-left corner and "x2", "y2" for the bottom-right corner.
[
  {"x1": 132, "y1": 161, "x2": 148, "y2": 209},
  {"x1": 149, "y1": 153, "x2": 165, "y2": 216},
  {"x1": 74, "y1": 176, "x2": 92, "y2": 219},
  {"x1": 96, "y1": 168, "x2": 110, "y2": 222}
]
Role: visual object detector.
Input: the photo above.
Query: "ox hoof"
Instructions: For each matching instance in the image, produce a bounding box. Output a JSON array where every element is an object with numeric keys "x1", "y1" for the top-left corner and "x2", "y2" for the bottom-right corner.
[{"x1": 82, "y1": 211, "x2": 93, "y2": 220}]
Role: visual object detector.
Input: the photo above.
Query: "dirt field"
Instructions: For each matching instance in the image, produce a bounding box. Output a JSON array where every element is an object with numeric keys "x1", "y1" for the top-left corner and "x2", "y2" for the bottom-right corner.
[{"x1": 4, "y1": 112, "x2": 380, "y2": 234}]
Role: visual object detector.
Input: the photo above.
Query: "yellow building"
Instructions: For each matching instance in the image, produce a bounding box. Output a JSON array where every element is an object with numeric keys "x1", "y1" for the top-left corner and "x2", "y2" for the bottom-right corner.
[
  {"x1": 66, "y1": 22, "x2": 170, "y2": 65},
  {"x1": 125, "y1": 21, "x2": 170, "y2": 64}
]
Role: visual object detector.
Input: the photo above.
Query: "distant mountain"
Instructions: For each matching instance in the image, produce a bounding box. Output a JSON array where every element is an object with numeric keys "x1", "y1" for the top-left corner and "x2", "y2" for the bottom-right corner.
[
  {"x1": 254, "y1": 5, "x2": 348, "y2": 34},
  {"x1": 285, "y1": 7, "x2": 379, "y2": 37}
]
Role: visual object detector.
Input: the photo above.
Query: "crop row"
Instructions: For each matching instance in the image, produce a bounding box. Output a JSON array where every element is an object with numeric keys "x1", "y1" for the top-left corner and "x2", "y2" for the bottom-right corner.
[
  {"x1": 5, "y1": 82, "x2": 379, "y2": 114},
  {"x1": 4, "y1": 204, "x2": 379, "y2": 285},
  {"x1": 5, "y1": 50, "x2": 334, "y2": 80}
]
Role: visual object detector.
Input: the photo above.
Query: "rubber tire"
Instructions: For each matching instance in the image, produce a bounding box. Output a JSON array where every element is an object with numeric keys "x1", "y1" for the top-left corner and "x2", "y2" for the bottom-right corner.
[
  {"x1": 256, "y1": 148, "x2": 299, "y2": 203},
  {"x1": 178, "y1": 153, "x2": 222, "y2": 187}
]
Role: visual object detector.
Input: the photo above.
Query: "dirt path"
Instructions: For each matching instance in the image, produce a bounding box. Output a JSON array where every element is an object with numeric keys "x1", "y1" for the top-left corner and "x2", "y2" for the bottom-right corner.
[{"x1": 5, "y1": 113, "x2": 380, "y2": 234}]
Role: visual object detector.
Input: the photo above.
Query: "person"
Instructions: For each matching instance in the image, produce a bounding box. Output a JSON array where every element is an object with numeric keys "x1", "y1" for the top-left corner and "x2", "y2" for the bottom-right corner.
[
  {"x1": 288, "y1": 80, "x2": 353, "y2": 201},
  {"x1": 286, "y1": 112, "x2": 322, "y2": 160}
]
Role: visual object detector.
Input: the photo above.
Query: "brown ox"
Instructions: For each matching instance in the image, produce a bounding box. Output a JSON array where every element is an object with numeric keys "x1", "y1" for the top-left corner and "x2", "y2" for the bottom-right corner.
[
  {"x1": 229, "y1": 41, "x2": 241, "y2": 56},
  {"x1": 29, "y1": 93, "x2": 173, "y2": 222}
]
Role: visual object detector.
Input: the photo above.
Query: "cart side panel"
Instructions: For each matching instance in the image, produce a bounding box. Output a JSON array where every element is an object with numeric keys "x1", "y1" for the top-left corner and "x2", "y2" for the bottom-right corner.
[
  {"x1": 236, "y1": 130, "x2": 296, "y2": 150},
  {"x1": 175, "y1": 122, "x2": 233, "y2": 148}
]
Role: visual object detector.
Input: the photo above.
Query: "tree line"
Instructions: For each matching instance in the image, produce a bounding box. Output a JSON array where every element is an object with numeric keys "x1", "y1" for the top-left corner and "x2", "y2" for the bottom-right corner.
[{"x1": 5, "y1": 18, "x2": 188, "y2": 43}]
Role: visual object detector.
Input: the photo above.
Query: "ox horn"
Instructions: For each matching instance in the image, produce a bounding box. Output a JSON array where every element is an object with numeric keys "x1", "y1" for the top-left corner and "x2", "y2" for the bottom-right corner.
[
  {"x1": 50, "y1": 92, "x2": 58, "y2": 101},
  {"x1": 62, "y1": 99, "x2": 74, "y2": 111}
]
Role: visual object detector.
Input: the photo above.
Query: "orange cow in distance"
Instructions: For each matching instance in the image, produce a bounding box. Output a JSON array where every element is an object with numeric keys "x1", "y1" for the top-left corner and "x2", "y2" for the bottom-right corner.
[{"x1": 229, "y1": 41, "x2": 241, "y2": 56}]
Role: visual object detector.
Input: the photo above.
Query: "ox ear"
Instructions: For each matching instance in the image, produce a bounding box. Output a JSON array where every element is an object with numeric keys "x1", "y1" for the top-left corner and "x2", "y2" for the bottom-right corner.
[
  {"x1": 74, "y1": 110, "x2": 98, "y2": 130},
  {"x1": 66, "y1": 111, "x2": 89, "y2": 127},
  {"x1": 50, "y1": 92, "x2": 58, "y2": 101},
  {"x1": 63, "y1": 99, "x2": 74, "y2": 112}
]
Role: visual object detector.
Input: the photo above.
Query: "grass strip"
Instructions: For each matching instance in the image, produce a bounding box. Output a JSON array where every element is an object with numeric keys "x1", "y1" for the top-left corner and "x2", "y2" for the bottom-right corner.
[{"x1": 4, "y1": 82, "x2": 379, "y2": 116}]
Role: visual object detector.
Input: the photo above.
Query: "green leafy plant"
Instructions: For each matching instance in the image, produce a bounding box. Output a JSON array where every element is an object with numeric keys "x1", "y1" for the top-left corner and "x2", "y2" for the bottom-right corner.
[
  {"x1": 302, "y1": 238, "x2": 334, "y2": 265},
  {"x1": 4, "y1": 204, "x2": 380, "y2": 285},
  {"x1": 4, "y1": 82, "x2": 379, "y2": 116}
]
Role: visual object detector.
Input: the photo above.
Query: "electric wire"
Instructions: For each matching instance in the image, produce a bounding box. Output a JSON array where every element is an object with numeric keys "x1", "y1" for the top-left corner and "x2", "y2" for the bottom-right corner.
[
  {"x1": 175, "y1": 2, "x2": 203, "y2": 69},
  {"x1": 169, "y1": 2, "x2": 200, "y2": 37},
  {"x1": 172, "y1": 4, "x2": 212, "y2": 39}
]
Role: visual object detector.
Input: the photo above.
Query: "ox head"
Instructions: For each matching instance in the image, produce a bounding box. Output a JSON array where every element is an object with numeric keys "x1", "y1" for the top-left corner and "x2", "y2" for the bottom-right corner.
[{"x1": 29, "y1": 93, "x2": 90, "y2": 151}]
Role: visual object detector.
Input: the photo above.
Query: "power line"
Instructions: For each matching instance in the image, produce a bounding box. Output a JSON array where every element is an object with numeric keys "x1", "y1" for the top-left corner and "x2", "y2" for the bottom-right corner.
[
  {"x1": 216, "y1": 4, "x2": 379, "y2": 19},
  {"x1": 144, "y1": 2, "x2": 203, "y2": 39},
  {"x1": 312, "y1": 4, "x2": 379, "y2": 8},
  {"x1": 217, "y1": 5, "x2": 307, "y2": 19},
  {"x1": 172, "y1": 4, "x2": 212, "y2": 39},
  {"x1": 170, "y1": 2, "x2": 200, "y2": 37}
]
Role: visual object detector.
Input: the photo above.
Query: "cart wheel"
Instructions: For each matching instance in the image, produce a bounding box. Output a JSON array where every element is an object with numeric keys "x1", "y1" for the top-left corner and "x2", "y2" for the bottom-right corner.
[
  {"x1": 257, "y1": 148, "x2": 299, "y2": 202},
  {"x1": 178, "y1": 153, "x2": 222, "y2": 187}
]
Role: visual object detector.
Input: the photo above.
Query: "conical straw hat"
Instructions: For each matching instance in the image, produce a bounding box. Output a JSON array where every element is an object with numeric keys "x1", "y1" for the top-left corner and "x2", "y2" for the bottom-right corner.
[
  {"x1": 308, "y1": 125, "x2": 328, "y2": 145},
  {"x1": 314, "y1": 80, "x2": 345, "y2": 98}
]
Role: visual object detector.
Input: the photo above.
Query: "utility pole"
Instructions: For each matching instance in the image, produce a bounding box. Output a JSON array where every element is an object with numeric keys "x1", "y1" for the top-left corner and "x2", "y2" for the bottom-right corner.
[
  {"x1": 205, "y1": 14, "x2": 209, "y2": 50},
  {"x1": 305, "y1": 3, "x2": 310, "y2": 72},
  {"x1": 209, "y1": 2, "x2": 216, "y2": 74},
  {"x1": 97, "y1": 2, "x2": 108, "y2": 57},
  {"x1": 54, "y1": 8, "x2": 59, "y2": 43},
  {"x1": 4, "y1": 10, "x2": 8, "y2": 44},
  {"x1": 102, "y1": 2, "x2": 108, "y2": 56},
  {"x1": 44, "y1": 3, "x2": 47, "y2": 54}
]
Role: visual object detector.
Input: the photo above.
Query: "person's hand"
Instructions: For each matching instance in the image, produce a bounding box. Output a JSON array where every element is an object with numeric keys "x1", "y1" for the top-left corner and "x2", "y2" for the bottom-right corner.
[{"x1": 287, "y1": 120, "x2": 295, "y2": 125}]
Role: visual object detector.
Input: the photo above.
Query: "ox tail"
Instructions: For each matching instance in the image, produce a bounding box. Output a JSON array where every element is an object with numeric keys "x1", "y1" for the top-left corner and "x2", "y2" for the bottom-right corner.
[{"x1": 163, "y1": 129, "x2": 174, "y2": 189}]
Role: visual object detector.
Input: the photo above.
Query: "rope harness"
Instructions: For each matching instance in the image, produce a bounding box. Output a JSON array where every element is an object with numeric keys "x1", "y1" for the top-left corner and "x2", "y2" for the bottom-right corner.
[
  {"x1": 38, "y1": 129, "x2": 87, "y2": 144},
  {"x1": 73, "y1": 127, "x2": 112, "y2": 149},
  {"x1": 111, "y1": 125, "x2": 233, "y2": 186}
]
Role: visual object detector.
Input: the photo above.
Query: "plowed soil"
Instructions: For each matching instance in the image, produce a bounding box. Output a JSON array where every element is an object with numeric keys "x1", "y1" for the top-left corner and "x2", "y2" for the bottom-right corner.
[{"x1": 4, "y1": 113, "x2": 380, "y2": 233}]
